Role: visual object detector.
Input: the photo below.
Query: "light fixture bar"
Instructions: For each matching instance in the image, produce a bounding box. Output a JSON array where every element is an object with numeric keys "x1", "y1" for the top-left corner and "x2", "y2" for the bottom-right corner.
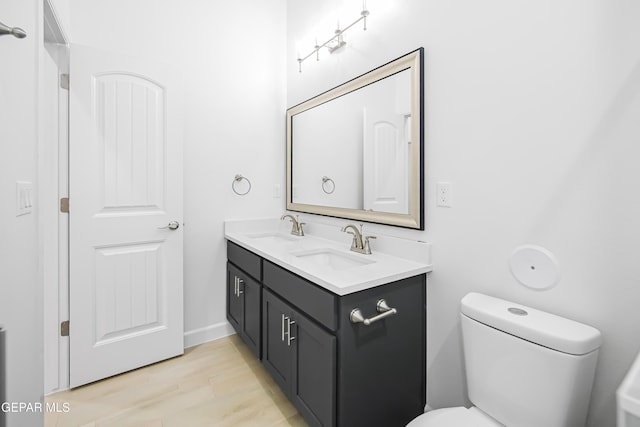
[{"x1": 297, "y1": 6, "x2": 370, "y2": 72}]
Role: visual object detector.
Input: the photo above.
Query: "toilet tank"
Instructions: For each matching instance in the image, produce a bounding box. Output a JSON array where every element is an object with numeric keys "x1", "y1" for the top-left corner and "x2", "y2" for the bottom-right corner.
[{"x1": 461, "y1": 293, "x2": 601, "y2": 427}]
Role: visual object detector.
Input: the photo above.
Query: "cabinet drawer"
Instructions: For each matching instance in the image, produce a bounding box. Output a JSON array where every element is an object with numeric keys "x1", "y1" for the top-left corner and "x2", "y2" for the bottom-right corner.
[
  {"x1": 263, "y1": 261, "x2": 337, "y2": 331},
  {"x1": 227, "y1": 241, "x2": 262, "y2": 281}
]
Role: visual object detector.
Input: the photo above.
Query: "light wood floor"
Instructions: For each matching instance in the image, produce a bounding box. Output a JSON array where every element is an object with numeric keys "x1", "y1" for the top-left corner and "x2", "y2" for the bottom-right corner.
[{"x1": 45, "y1": 335, "x2": 308, "y2": 427}]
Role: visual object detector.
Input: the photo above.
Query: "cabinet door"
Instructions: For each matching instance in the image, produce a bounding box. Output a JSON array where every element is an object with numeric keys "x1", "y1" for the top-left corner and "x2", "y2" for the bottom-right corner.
[
  {"x1": 227, "y1": 263, "x2": 261, "y2": 358},
  {"x1": 241, "y1": 272, "x2": 261, "y2": 358},
  {"x1": 226, "y1": 263, "x2": 243, "y2": 332},
  {"x1": 262, "y1": 289, "x2": 293, "y2": 395},
  {"x1": 291, "y1": 311, "x2": 336, "y2": 427},
  {"x1": 337, "y1": 275, "x2": 426, "y2": 426}
]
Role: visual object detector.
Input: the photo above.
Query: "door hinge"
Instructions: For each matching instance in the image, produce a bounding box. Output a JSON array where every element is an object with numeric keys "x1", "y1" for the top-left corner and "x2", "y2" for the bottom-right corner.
[
  {"x1": 60, "y1": 73, "x2": 69, "y2": 90},
  {"x1": 60, "y1": 197, "x2": 69, "y2": 213},
  {"x1": 60, "y1": 320, "x2": 69, "y2": 337}
]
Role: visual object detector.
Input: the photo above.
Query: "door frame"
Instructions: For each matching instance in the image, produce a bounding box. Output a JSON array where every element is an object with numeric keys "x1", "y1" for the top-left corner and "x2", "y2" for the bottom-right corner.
[{"x1": 41, "y1": 0, "x2": 70, "y2": 394}]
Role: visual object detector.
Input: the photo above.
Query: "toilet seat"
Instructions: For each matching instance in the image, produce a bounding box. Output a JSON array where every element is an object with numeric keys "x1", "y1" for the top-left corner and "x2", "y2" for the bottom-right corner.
[{"x1": 406, "y1": 406, "x2": 503, "y2": 427}]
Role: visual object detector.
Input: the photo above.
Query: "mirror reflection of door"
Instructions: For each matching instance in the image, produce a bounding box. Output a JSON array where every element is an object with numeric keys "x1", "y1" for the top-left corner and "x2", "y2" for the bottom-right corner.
[
  {"x1": 291, "y1": 68, "x2": 412, "y2": 213},
  {"x1": 363, "y1": 107, "x2": 410, "y2": 214}
]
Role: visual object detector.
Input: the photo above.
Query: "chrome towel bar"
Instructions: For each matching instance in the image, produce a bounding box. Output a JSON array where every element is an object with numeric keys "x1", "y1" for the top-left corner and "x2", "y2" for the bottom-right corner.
[{"x1": 350, "y1": 299, "x2": 397, "y2": 326}]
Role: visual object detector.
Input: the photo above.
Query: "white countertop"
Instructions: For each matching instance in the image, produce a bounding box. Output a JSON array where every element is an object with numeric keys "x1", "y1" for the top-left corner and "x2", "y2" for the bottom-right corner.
[{"x1": 224, "y1": 218, "x2": 432, "y2": 295}]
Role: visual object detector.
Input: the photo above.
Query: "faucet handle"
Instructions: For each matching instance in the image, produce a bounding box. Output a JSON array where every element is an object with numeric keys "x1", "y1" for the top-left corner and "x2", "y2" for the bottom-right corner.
[{"x1": 363, "y1": 235, "x2": 376, "y2": 255}]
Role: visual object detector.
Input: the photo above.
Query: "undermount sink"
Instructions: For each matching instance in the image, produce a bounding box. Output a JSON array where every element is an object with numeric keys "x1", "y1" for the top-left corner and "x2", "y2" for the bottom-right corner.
[
  {"x1": 290, "y1": 248, "x2": 375, "y2": 271},
  {"x1": 245, "y1": 232, "x2": 300, "y2": 243}
]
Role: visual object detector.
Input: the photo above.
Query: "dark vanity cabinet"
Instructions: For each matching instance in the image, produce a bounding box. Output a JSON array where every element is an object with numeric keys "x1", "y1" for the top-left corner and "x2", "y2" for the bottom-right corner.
[{"x1": 226, "y1": 241, "x2": 426, "y2": 427}]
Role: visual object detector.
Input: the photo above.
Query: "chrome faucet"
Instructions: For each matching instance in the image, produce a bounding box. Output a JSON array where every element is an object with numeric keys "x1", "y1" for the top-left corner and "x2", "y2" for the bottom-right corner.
[
  {"x1": 341, "y1": 223, "x2": 376, "y2": 255},
  {"x1": 281, "y1": 214, "x2": 305, "y2": 236}
]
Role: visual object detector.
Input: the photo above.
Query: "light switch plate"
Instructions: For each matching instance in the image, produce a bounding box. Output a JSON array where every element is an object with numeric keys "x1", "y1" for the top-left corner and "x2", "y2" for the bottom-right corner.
[{"x1": 16, "y1": 181, "x2": 34, "y2": 216}]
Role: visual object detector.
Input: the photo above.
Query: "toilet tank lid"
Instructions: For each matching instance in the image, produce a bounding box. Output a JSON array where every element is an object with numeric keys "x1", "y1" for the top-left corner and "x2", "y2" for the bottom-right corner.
[{"x1": 461, "y1": 293, "x2": 602, "y2": 355}]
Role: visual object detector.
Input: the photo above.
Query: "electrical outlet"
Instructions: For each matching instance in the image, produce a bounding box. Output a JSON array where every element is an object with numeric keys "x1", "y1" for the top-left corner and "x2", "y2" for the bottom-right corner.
[{"x1": 436, "y1": 182, "x2": 452, "y2": 207}]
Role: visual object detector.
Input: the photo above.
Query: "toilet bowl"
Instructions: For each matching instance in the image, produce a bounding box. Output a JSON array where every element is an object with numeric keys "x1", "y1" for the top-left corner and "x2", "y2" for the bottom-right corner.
[
  {"x1": 406, "y1": 292, "x2": 601, "y2": 427},
  {"x1": 407, "y1": 407, "x2": 502, "y2": 427}
]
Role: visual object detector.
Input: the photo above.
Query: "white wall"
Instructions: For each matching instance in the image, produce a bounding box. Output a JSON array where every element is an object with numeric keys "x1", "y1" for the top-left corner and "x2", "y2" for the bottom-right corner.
[
  {"x1": 0, "y1": 0, "x2": 44, "y2": 425},
  {"x1": 287, "y1": 1, "x2": 640, "y2": 426},
  {"x1": 64, "y1": 0, "x2": 287, "y2": 346}
]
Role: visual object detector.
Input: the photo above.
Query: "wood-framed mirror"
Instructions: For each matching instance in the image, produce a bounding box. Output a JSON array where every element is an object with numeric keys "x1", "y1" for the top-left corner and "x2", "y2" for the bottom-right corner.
[{"x1": 286, "y1": 48, "x2": 424, "y2": 229}]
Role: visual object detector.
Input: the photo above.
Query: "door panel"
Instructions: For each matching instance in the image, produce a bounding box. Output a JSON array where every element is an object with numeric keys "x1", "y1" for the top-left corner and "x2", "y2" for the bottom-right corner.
[
  {"x1": 96, "y1": 73, "x2": 165, "y2": 210},
  {"x1": 227, "y1": 263, "x2": 243, "y2": 331},
  {"x1": 69, "y1": 44, "x2": 183, "y2": 387},
  {"x1": 227, "y1": 263, "x2": 261, "y2": 358},
  {"x1": 242, "y1": 274, "x2": 261, "y2": 358},
  {"x1": 262, "y1": 290, "x2": 293, "y2": 395},
  {"x1": 363, "y1": 106, "x2": 409, "y2": 214},
  {"x1": 94, "y1": 243, "x2": 163, "y2": 342},
  {"x1": 292, "y1": 311, "x2": 336, "y2": 427}
]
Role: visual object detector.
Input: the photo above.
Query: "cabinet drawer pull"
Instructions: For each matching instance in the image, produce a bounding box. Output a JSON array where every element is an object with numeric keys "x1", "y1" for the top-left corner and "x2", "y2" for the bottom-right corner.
[
  {"x1": 281, "y1": 314, "x2": 286, "y2": 342},
  {"x1": 233, "y1": 276, "x2": 244, "y2": 297},
  {"x1": 281, "y1": 315, "x2": 296, "y2": 346},
  {"x1": 350, "y1": 299, "x2": 397, "y2": 326},
  {"x1": 287, "y1": 319, "x2": 296, "y2": 347}
]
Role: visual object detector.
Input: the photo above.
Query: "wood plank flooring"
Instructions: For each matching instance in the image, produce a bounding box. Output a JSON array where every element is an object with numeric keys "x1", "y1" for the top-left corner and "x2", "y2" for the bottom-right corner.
[{"x1": 45, "y1": 335, "x2": 308, "y2": 427}]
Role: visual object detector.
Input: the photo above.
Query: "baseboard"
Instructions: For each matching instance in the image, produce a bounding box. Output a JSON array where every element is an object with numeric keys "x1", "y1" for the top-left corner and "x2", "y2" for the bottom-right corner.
[{"x1": 183, "y1": 321, "x2": 236, "y2": 349}]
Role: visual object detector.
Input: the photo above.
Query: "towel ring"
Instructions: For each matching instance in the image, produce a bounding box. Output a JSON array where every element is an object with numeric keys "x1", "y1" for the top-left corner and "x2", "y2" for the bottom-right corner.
[
  {"x1": 322, "y1": 176, "x2": 335, "y2": 194},
  {"x1": 232, "y1": 174, "x2": 251, "y2": 196}
]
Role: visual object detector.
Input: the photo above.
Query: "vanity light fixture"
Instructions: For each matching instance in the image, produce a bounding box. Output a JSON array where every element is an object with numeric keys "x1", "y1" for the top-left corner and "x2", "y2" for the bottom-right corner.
[{"x1": 297, "y1": 2, "x2": 370, "y2": 73}]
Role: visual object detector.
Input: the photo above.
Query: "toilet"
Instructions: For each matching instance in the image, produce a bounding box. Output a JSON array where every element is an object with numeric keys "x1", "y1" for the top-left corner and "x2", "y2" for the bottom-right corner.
[{"x1": 408, "y1": 292, "x2": 602, "y2": 427}]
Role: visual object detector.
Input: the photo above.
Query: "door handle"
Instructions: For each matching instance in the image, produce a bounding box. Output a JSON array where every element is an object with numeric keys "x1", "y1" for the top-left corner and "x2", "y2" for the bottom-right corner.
[
  {"x1": 236, "y1": 278, "x2": 244, "y2": 297},
  {"x1": 281, "y1": 315, "x2": 296, "y2": 346},
  {"x1": 281, "y1": 314, "x2": 286, "y2": 342},
  {"x1": 158, "y1": 221, "x2": 180, "y2": 230},
  {"x1": 233, "y1": 277, "x2": 244, "y2": 297},
  {"x1": 286, "y1": 318, "x2": 296, "y2": 346}
]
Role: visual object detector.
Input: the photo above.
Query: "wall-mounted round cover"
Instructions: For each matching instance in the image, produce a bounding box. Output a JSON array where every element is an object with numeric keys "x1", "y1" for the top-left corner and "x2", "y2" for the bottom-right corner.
[{"x1": 509, "y1": 245, "x2": 560, "y2": 290}]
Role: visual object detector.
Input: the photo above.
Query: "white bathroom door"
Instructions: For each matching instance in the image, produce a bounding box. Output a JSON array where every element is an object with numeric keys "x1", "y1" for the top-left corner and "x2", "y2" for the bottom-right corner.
[
  {"x1": 69, "y1": 45, "x2": 184, "y2": 387},
  {"x1": 363, "y1": 107, "x2": 409, "y2": 214}
]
